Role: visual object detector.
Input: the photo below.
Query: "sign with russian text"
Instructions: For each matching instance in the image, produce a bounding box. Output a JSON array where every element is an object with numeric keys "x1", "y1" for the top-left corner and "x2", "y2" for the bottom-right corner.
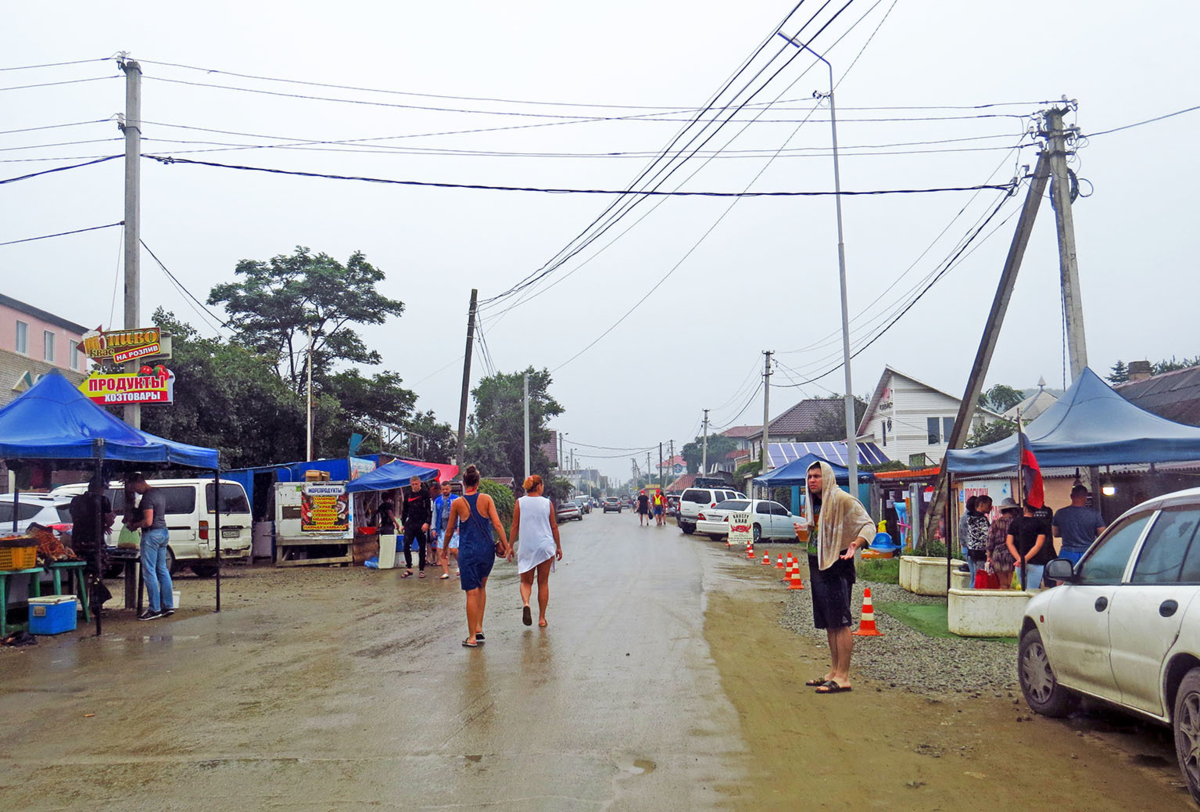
[
  {"x1": 728, "y1": 511, "x2": 752, "y2": 546},
  {"x1": 80, "y1": 327, "x2": 163, "y2": 364},
  {"x1": 79, "y1": 367, "x2": 175, "y2": 405},
  {"x1": 301, "y1": 483, "x2": 350, "y2": 533}
]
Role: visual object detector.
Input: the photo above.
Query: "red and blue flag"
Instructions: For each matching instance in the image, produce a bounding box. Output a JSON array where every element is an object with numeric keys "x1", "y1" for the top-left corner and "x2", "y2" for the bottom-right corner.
[{"x1": 1017, "y1": 430, "x2": 1044, "y2": 509}]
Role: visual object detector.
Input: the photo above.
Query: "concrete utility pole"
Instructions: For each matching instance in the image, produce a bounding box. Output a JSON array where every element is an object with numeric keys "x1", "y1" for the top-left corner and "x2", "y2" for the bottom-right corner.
[
  {"x1": 658, "y1": 442, "x2": 664, "y2": 489},
  {"x1": 700, "y1": 409, "x2": 710, "y2": 475},
  {"x1": 646, "y1": 452, "x2": 652, "y2": 488},
  {"x1": 523, "y1": 372, "x2": 530, "y2": 480},
  {"x1": 455, "y1": 289, "x2": 478, "y2": 469},
  {"x1": 761, "y1": 351, "x2": 773, "y2": 473},
  {"x1": 668, "y1": 439, "x2": 675, "y2": 486},
  {"x1": 1045, "y1": 107, "x2": 1089, "y2": 379},
  {"x1": 118, "y1": 55, "x2": 142, "y2": 429},
  {"x1": 305, "y1": 326, "x2": 314, "y2": 461},
  {"x1": 559, "y1": 432, "x2": 566, "y2": 474}
]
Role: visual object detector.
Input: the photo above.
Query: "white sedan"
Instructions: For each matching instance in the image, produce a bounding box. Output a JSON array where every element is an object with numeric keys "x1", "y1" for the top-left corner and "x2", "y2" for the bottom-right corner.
[
  {"x1": 1019, "y1": 487, "x2": 1200, "y2": 804},
  {"x1": 695, "y1": 499, "x2": 798, "y2": 543}
]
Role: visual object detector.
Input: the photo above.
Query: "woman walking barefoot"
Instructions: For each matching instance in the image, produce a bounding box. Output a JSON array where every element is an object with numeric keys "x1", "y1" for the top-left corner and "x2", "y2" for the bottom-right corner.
[
  {"x1": 444, "y1": 466, "x2": 510, "y2": 648},
  {"x1": 509, "y1": 475, "x2": 562, "y2": 628}
]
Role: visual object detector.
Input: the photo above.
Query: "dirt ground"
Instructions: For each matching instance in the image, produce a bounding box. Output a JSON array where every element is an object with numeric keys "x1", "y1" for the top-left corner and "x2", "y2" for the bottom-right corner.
[{"x1": 704, "y1": 545, "x2": 1193, "y2": 810}]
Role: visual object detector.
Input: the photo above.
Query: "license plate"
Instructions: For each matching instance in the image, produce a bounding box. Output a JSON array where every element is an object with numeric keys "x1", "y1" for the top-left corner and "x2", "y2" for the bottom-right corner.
[{"x1": 220, "y1": 528, "x2": 240, "y2": 539}]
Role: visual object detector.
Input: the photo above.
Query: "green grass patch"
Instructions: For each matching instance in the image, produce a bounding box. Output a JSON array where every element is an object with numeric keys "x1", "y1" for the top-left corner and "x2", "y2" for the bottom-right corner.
[
  {"x1": 875, "y1": 601, "x2": 1017, "y2": 645},
  {"x1": 857, "y1": 558, "x2": 899, "y2": 584}
]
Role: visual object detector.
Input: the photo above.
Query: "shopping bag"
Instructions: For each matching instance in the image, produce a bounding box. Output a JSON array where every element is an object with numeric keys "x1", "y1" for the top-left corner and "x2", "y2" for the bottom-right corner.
[{"x1": 117, "y1": 526, "x2": 140, "y2": 549}]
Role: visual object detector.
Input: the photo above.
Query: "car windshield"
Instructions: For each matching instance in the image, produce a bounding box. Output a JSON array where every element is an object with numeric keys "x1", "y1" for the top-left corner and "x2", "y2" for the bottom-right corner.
[{"x1": 714, "y1": 500, "x2": 749, "y2": 511}]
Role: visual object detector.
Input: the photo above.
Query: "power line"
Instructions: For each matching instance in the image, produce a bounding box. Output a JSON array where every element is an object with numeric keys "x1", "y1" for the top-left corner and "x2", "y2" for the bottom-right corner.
[
  {"x1": 143, "y1": 154, "x2": 1011, "y2": 196},
  {"x1": 712, "y1": 381, "x2": 765, "y2": 431},
  {"x1": 0, "y1": 118, "x2": 113, "y2": 136},
  {"x1": 1085, "y1": 103, "x2": 1200, "y2": 138},
  {"x1": 0, "y1": 221, "x2": 122, "y2": 247},
  {"x1": 0, "y1": 154, "x2": 120, "y2": 185},
  {"x1": 0, "y1": 76, "x2": 117, "y2": 93},
  {"x1": 0, "y1": 58, "x2": 113, "y2": 72},
  {"x1": 0, "y1": 137, "x2": 122, "y2": 153},
  {"x1": 140, "y1": 239, "x2": 229, "y2": 335}
]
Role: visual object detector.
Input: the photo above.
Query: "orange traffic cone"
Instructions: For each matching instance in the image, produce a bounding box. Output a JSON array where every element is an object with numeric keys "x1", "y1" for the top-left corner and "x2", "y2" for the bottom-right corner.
[
  {"x1": 787, "y1": 560, "x2": 805, "y2": 590},
  {"x1": 762, "y1": 552, "x2": 771, "y2": 566},
  {"x1": 746, "y1": 542, "x2": 755, "y2": 560},
  {"x1": 775, "y1": 554, "x2": 784, "y2": 569},
  {"x1": 853, "y1": 587, "x2": 883, "y2": 636}
]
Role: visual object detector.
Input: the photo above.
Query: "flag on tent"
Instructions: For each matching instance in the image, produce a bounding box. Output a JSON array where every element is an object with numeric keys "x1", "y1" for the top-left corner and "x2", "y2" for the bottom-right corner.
[{"x1": 1017, "y1": 430, "x2": 1044, "y2": 509}]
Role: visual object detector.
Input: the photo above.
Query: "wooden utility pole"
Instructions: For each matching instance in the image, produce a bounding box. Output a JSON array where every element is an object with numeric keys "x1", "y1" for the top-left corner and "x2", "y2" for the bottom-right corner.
[
  {"x1": 455, "y1": 289, "x2": 478, "y2": 469},
  {"x1": 922, "y1": 151, "x2": 1053, "y2": 545},
  {"x1": 1045, "y1": 107, "x2": 1089, "y2": 379}
]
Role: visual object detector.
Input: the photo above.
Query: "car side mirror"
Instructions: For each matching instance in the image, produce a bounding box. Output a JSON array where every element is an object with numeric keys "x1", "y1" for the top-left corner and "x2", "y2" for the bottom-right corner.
[{"x1": 1045, "y1": 557, "x2": 1076, "y2": 583}]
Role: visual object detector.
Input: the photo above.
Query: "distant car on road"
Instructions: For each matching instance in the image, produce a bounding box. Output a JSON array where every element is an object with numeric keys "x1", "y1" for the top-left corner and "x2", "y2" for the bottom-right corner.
[
  {"x1": 666, "y1": 495, "x2": 680, "y2": 518},
  {"x1": 556, "y1": 501, "x2": 583, "y2": 522},
  {"x1": 602, "y1": 497, "x2": 622, "y2": 513},
  {"x1": 695, "y1": 499, "x2": 797, "y2": 542},
  {"x1": 677, "y1": 487, "x2": 747, "y2": 535},
  {"x1": 1018, "y1": 487, "x2": 1200, "y2": 804},
  {"x1": 572, "y1": 497, "x2": 592, "y2": 515}
]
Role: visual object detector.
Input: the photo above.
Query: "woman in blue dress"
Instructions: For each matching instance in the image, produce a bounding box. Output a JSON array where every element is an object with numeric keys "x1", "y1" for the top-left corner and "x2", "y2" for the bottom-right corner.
[{"x1": 444, "y1": 465, "x2": 510, "y2": 648}]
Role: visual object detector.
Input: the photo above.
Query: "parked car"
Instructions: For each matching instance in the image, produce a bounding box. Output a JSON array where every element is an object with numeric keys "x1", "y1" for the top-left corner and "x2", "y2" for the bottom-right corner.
[
  {"x1": 556, "y1": 501, "x2": 583, "y2": 522},
  {"x1": 0, "y1": 493, "x2": 74, "y2": 536},
  {"x1": 572, "y1": 497, "x2": 592, "y2": 515},
  {"x1": 1018, "y1": 487, "x2": 1200, "y2": 803},
  {"x1": 54, "y1": 478, "x2": 253, "y2": 576},
  {"x1": 695, "y1": 499, "x2": 799, "y2": 542},
  {"x1": 666, "y1": 494, "x2": 680, "y2": 518},
  {"x1": 677, "y1": 487, "x2": 747, "y2": 535},
  {"x1": 602, "y1": 497, "x2": 622, "y2": 513}
]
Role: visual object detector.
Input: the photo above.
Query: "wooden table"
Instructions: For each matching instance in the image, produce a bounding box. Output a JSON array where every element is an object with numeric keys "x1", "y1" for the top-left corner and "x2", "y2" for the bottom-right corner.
[{"x1": 0, "y1": 566, "x2": 43, "y2": 638}]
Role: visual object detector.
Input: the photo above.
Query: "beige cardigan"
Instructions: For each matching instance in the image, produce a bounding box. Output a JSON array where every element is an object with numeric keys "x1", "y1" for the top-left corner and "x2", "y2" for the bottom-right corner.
[{"x1": 802, "y1": 461, "x2": 875, "y2": 571}]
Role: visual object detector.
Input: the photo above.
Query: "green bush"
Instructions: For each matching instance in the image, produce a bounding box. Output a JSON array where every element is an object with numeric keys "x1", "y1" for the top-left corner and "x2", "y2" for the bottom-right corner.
[
  {"x1": 857, "y1": 558, "x2": 899, "y2": 584},
  {"x1": 479, "y1": 479, "x2": 515, "y2": 528}
]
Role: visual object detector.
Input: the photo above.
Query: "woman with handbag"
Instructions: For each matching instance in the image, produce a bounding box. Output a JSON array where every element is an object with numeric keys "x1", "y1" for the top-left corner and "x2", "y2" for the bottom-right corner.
[
  {"x1": 509, "y1": 475, "x2": 562, "y2": 628},
  {"x1": 963, "y1": 495, "x2": 992, "y2": 588},
  {"x1": 444, "y1": 466, "x2": 510, "y2": 648}
]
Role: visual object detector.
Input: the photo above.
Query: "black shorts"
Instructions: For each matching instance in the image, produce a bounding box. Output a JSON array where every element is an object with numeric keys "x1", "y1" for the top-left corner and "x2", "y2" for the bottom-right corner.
[{"x1": 808, "y1": 555, "x2": 856, "y2": 630}]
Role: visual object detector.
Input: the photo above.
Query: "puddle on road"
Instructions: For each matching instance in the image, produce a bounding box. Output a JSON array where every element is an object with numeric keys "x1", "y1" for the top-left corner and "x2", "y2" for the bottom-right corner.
[{"x1": 613, "y1": 756, "x2": 656, "y2": 776}]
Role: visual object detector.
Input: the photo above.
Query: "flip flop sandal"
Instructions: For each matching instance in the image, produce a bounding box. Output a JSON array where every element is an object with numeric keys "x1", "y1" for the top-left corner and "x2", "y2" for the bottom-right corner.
[
  {"x1": 523, "y1": 606, "x2": 533, "y2": 626},
  {"x1": 419, "y1": 571, "x2": 426, "y2": 579},
  {"x1": 401, "y1": 570, "x2": 414, "y2": 579},
  {"x1": 804, "y1": 678, "x2": 828, "y2": 687},
  {"x1": 475, "y1": 632, "x2": 485, "y2": 641},
  {"x1": 815, "y1": 680, "x2": 852, "y2": 694},
  {"x1": 439, "y1": 573, "x2": 450, "y2": 580},
  {"x1": 461, "y1": 639, "x2": 478, "y2": 648}
]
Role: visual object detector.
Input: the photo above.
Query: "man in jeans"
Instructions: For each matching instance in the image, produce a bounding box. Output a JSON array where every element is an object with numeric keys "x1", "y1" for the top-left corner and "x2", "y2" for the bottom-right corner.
[
  {"x1": 127, "y1": 474, "x2": 173, "y2": 620},
  {"x1": 1053, "y1": 485, "x2": 1107, "y2": 568}
]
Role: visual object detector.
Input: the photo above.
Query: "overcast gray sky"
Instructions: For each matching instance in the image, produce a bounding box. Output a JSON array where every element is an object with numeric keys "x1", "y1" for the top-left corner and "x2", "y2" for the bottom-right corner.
[{"x1": 6, "y1": 1, "x2": 1198, "y2": 480}]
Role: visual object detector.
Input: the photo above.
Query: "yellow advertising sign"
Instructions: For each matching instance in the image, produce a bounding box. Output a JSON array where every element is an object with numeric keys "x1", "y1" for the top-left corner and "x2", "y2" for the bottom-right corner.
[
  {"x1": 301, "y1": 484, "x2": 350, "y2": 533},
  {"x1": 80, "y1": 327, "x2": 162, "y2": 364},
  {"x1": 78, "y1": 368, "x2": 175, "y2": 405}
]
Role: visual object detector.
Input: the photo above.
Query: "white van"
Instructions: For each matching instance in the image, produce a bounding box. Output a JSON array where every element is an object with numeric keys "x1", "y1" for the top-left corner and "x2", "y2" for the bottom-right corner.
[{"x1": 54, "y1": 478, "x2": 252, "y2": 576}]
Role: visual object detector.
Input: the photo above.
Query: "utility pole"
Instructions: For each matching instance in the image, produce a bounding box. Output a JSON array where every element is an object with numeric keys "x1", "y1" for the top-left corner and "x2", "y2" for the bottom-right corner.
[
  {"x1": 455, "y1": 289, "x2": 478, "y2": 469},
  {"x1": 658, "y1": 442, "x2": 664, "y2": 489},
  {"x1": 1045, "y1": 106, "x2": 1089, "y2": 379},
  {"x1": 559, "y1": 432, "x2": 566, "y2": 474},
  {"x1": 761, "y1": 351, "x2": 773, "y2": 474},
  {"x1": 646, "y1": 452, "x2": 652, "y2": 489},
  {"x1": 118, "y1": 55, "x2": 142, "y2": 429},
  {"x1": 668, "y1": 439, "x2": 675, "y2": 486},
  {"x1": 701, "y1": 409, "x2": 710, "y2": 475},
  {"x1": 523, "y1": 371, "x2": 530, "y2": 480},
  {"x1": 305, "y1": 326, "x2": 314, "y2": 460}
]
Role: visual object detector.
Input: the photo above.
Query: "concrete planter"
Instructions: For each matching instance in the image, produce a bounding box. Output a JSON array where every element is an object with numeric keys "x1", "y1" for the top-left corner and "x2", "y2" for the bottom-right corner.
[
  {"x1": 898, "y1": 555, "x2": 967, "y2": 596},
  {"x1": 947, "y1": 588, "x2": 1034, "y2": 637}
]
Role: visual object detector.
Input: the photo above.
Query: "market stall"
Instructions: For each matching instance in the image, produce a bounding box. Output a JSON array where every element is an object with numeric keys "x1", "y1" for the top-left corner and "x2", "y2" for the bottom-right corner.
[
  {"x1": 753, "y1": 452, "x2": 874, "y2": 513},
  {"x1": 0, "y1": 371, "x2": 220, "y2": 635},
  {"x1": 345, "y1": 459, "x2": 448, "y2": 568}
]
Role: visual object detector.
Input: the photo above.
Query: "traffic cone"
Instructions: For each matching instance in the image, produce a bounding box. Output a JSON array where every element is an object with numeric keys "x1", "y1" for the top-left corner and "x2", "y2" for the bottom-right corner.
[
  {"x1": 853, "y1": 587, "x2": 884, "y2": 636},
  {"x1": 746, "y1": 542, "x2": 755, "y2": 560},
  {"x1": 775, "y1": 554, "x2": 784, "y2": 569},
  {"x1": 762, "y1": 552, "x2": 771, "y2": 566},
  {"x1": 787, "y1": 560, "x2": 805, "y2": 590}
]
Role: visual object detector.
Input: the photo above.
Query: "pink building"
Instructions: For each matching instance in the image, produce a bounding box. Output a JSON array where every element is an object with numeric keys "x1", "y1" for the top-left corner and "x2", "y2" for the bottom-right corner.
[{"x1": 0, "y1": 293, "x2": 90, "y2": 407}]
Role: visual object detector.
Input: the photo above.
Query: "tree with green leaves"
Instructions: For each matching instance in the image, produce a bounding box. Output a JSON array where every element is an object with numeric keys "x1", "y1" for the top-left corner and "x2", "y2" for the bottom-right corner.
[
  {"x1": 984, "y1": 384, "x2": 1023, "y2": 413},
  {"x1": 964, "y1": 418, "x2": 1017, "y2": 448},
  {"x1": 467, "y1": 367, "x2": 563, "y2": 481},
  {"x1": 681, "y1": 433, "x2": 738, "y2": 474},
  {"x1": 1107, "y1": 360, "x2": 1129, "y2": 384}
]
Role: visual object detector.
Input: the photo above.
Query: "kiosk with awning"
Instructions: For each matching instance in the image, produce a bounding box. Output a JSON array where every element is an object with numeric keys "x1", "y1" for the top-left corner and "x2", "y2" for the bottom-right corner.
[{"x1": 0, "y1": 371, "x2": 221, "y2": 635}]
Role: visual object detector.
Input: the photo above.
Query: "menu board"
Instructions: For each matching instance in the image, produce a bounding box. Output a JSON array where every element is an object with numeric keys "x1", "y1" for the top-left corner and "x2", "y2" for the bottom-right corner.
[{"x1": 301, "y1": 483, "x2": 350, "y2": 533}]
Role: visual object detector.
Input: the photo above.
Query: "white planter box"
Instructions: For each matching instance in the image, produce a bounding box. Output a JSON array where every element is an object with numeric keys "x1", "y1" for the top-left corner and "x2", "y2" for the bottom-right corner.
[
  {"x1": 898, "y1": 555, "x2": 967, "y2": 596},
  {"x1": 947, "y1": 588, "x2": 1034, "y2": 637}
]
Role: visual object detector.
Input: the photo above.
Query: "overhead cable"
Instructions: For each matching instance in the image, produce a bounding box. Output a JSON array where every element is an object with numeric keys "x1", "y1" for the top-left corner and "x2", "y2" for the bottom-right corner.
[
  {"x1": 1085, "y1": 103, "x2": 1200, "y2": 138},
  {"x1": 0, "y1": 57, "x2": 114, "y2": 72},
  {"x1": 0, "y1": 221, "x2": 123, "y2": 248},
  {"x1": 0, "y1": 154, "x2": 120, "y2": 185},
  {"x1": 0, "y1": 76, "x2": 117, "y2": 92}
]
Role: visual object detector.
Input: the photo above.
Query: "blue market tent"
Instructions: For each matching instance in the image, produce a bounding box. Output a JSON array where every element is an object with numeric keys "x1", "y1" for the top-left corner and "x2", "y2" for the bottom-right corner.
[
  {"x1": 946, "y1": 367, "x2": 1200, "y2": 475},
  {"x1": 0, "y1": 371, "x2": 217, "y2": 468},
  {"x1": 754, "y1": 452, "x2": 875, "y2": 486},
  {"x1": 345, "y1": 458, "x2": 440, "y2": 493}
]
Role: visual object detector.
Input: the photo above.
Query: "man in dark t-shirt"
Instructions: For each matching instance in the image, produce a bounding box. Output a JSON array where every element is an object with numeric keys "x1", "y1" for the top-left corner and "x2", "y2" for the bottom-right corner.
[
  {"x1": 70, "y1": 481, "x2": 115, "y2": 611},
  {"x1": 400, "y1": 476, "x2": 432, "y2": 577},
  {"x1": 1053, "y1": 485, "x2": 1107, "y2": 567},
  {"x1": 1006, "y1": 503, "x2": 1052, "y2": 590}
]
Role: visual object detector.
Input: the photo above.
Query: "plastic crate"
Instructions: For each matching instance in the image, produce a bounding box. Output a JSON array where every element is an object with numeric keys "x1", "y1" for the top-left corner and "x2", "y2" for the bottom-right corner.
[
  {"x1": 29, "y1": 596, "x2": 78, "y2": 634},
  {"x1": 0, "y1": 540, "x2": 37, "y2": 570}
]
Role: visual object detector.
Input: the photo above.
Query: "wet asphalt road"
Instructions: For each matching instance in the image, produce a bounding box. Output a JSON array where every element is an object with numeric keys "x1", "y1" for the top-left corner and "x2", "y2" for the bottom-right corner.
[{"x1": 0, "y1": 512, "x2": 746, "y2": 810}]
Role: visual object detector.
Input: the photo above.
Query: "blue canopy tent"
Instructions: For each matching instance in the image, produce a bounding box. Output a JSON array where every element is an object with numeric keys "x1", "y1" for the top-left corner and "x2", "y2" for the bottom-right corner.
[
  {"x1": 754, "y1": 453, "x2": 875, "y2": 486},
  {"x1": 345, "y1": 458, "x2": 440, "y2": 493},
  {"x1": 946, "y1": 367, "x2": 1200, "y2": 474},
  {"x1": 0, "y1": 371, "x2": 220, "y2": 634}
]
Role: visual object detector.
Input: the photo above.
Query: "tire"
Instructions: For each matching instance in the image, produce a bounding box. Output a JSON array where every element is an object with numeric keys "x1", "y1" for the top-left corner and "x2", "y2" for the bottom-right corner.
[
  {"x1": 752, "y1": 524, "x2": 762, "y2": 543},
  {"x1": 1174, "y1": 668, "x2": 1200, "y2": 805},
  {"x1": 166, "y1": 547, "x2": 179, "y2": 576},
  {"x1": 1018, "y1": 627, "x2": 1076, "y2": 717},
  {"x1": 708, "y1": 534, "x2": 724, "y2": 541},
  {"x1": 191, "y1": 564, "x2": 218, "y2": 578},
  {"x1": 680, "y1": 522, "x2": 695, "y2": 535}
]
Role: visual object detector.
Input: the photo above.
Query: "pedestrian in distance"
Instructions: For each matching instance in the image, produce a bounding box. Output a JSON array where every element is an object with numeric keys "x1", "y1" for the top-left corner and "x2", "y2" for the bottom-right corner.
[
  {"x1": 427, "y1": 479, "x2": 441, "y2": 568},
  {"x1": 986, "y1": 498, "x2": 1021, "y2": 588},
  {"x1": 653, "y1": 488, "x2": 665, "y2": 526},
  {"x1": 963, "y1": 495, "x2": 992, "y2": 589},
  {"x1": 401, "y1": 475, "x2": 432, "y2": 579},
  {"x1": 509, "y1": 475, "x2": 562, "y2": 628},
  {"x1": 1052, "y1": 485, "x2": 1107, "y2": 569},
  {"x1": 444, "y1": 465, "x2": 510, "y2": 648},
  {"x1": 793, "y1": 461, "x2": 874, "y2": 694},
  {"x1": 434, "y1": 480, "x2": 460, "y2": 580},
  {"x1": 125, "y1": 473, "x2": 174, "y2": 620},
  {"x1": 636, "y1": 489, "x2": 651, "y2": 527},
  {"x1": 68, "y1": 479, "x2": 115, "y2": 614},
  {"x1": 1006, "y1": 501, "x2": 1052, "y2": 590}
]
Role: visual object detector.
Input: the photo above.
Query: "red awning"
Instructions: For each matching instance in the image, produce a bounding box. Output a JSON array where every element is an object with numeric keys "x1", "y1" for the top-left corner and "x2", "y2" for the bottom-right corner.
[{"x1": 394, "y1": 458, "x2": 459, "y2": 482}]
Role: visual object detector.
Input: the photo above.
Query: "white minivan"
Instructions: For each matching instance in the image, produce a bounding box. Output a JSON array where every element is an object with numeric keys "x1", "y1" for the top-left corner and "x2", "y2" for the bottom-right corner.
[{"x1": 54, "y1": 478, "x2": 252, "y2": 576}]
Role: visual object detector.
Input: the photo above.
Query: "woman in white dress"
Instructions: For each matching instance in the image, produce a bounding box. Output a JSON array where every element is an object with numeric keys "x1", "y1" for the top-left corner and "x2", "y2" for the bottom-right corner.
[{"x1": 509, "y1": 475, "x2": 562, "y2": 627}]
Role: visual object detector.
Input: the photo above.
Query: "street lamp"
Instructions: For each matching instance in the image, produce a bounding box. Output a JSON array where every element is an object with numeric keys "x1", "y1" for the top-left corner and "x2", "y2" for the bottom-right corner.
[{"x1": 776, "y1": 33, "x2": 858, "y2": 491}]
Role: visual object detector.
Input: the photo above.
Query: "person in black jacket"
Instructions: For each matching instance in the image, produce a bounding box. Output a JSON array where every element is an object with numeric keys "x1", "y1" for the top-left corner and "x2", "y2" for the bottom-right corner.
[{"x1": 401, "y1": 476, "x2": 432, "y2": 578}]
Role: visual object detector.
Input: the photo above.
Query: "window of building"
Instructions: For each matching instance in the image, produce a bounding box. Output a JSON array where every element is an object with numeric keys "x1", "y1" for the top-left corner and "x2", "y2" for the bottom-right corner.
[
  {"x1": 927, "y1": 417, "x2": 940, "y2": 445},
  {"x1": 43, "y1": 330, "x2": 55, "y2": 362},
  {"x1": 942, "y1": 417, "x2": 955, "y2": 444},
  {"x1": 15, "y1": 320, "x2": 28, "y2": 354},
  {"x1": 69, "y1": 340, "x2": 79, "y2": 370}
]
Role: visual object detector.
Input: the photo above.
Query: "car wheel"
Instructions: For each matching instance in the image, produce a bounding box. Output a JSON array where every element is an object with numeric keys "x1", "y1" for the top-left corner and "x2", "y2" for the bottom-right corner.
[
  {"x1": 680, "y1": 522, "x2": 695, "y2": 535},
  {"x1": 752, "y1": 524, "x2": 762, "y2": 543},
  {"x1": 166, "y1": 548, "x2": 179, "y2": 576},
  {"x1": 1018, "y1": 627, "x2": 1076, "y2": 717},
  {"x1": 708, "y1": 534, "x2": 724, "y2": 541},
  {"x1": 1174, "y1": 668, "x2": 1200, "y2": 804},
  {"x1": 191, "y1": 563, "x2": 219, "y2": 578}
]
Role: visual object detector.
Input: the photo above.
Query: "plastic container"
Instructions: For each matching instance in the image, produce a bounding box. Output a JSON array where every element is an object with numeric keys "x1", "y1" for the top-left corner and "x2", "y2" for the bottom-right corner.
[
  {"x1": 172, "y1": 589, "x2": 181, "y2": 609},
  {"x1": 0, "y1": 539, "x2": 37, "y2": 570},
  {"x1": 29, "y1": 595, "x2": 78, "y2": 634}
]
